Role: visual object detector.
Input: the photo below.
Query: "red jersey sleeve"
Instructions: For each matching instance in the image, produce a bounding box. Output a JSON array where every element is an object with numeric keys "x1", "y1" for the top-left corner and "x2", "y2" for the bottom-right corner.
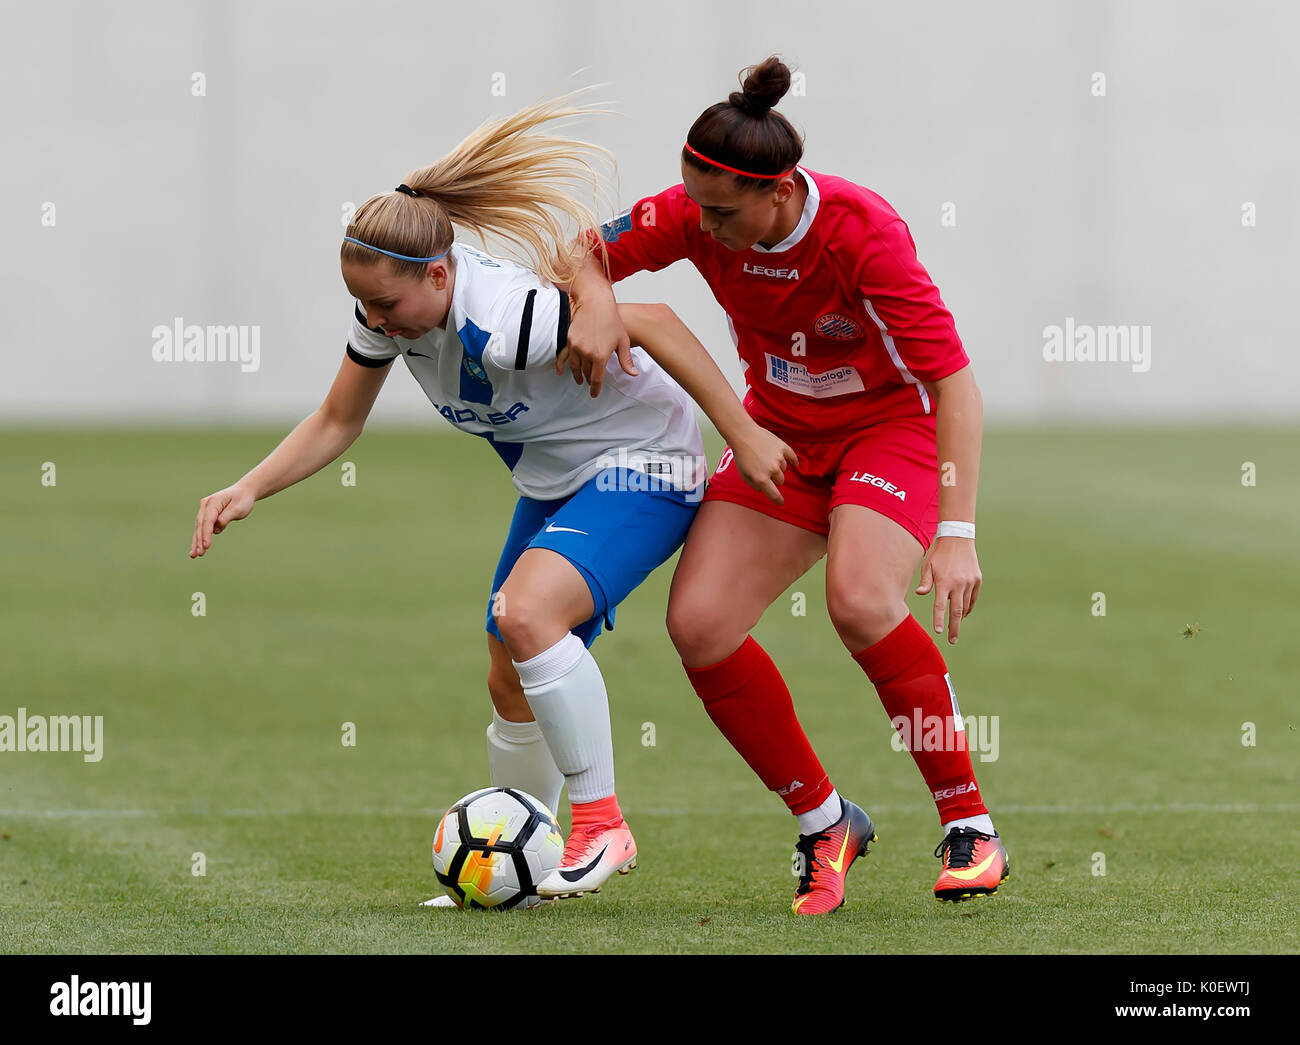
[
  {"x1": 852, "y1": 218, "x2": 969, "y2": 383},
  {"x1": 592, "y1": 184, "x2": 694, "y2": 284}
]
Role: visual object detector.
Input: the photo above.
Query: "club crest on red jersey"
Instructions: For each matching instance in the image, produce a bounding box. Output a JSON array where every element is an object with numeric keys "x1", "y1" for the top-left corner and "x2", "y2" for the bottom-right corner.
[{"x1": 814, "y1": 313, "x2": 863, "y2": 340}]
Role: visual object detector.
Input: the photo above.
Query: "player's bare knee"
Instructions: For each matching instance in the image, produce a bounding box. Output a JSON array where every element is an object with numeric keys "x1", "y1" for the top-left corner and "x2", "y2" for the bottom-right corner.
[
  {"x1": 667, "y1": 597, "x2": 736, "y2": 666},
  {"x1": 665, "y1": 597, "x2": 701, "y2": 654},
  {"x1": 494, "y1": 589, "x2": 575, "y2": 662},
  {"x1": 492, "y1": 589, "x2": 540, "y2": 652},
  {"x1": 826, "y1": 586, "x2": 906, "y2": 648}
]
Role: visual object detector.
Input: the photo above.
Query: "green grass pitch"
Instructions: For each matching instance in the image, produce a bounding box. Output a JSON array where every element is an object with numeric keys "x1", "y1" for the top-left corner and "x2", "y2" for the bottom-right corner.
[{"x1": 1, "y1": 424, "x2": 1295, "y2": 953}]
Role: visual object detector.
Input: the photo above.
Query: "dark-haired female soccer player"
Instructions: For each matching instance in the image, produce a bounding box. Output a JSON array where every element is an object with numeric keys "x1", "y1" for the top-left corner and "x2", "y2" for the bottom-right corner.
[{"x1": 561, "y1": 57, "x2": 1010, "y2": 914}]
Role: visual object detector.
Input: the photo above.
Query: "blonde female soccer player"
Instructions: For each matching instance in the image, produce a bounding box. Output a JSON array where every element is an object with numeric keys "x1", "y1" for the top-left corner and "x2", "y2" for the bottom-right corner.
[{"x1": 189, "y1": 92, "x2": 794, "y2": 902}]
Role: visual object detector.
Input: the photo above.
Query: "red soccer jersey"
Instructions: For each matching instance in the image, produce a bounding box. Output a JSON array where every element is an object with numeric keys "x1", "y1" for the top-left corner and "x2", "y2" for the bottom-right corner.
[{"x1": 595, "y1": 167, "x2": 969, "y2": 438}]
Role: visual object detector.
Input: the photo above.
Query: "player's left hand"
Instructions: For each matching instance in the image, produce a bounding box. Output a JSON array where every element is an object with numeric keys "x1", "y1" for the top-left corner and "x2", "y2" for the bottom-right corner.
[
  {"x1": 914, "y1": 537, "x2": 981, "y2": 643},
  {"x1": 555, "y1": 294, "x2": 635, "y2": 397},
  {"x1": 731, "y1": 426, "x2": 798, "y2": 505}
]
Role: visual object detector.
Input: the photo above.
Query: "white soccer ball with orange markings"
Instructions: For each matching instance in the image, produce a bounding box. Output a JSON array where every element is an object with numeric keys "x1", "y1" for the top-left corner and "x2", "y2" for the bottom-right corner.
[{"x1": 432, "y1": 787, "x2": 564, "y2": 909}]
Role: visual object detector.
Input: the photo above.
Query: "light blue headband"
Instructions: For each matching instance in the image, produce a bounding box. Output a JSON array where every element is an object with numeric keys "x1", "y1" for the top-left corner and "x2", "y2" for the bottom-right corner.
[{"x1": 342, "y1": 237, "x2": 450, "y2": 264}]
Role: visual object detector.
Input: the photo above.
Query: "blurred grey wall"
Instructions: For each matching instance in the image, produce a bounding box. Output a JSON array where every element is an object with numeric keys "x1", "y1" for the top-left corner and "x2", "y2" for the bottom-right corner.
[{"x1": 3, "y1": 0, "x2": 1297, "y2": 425}]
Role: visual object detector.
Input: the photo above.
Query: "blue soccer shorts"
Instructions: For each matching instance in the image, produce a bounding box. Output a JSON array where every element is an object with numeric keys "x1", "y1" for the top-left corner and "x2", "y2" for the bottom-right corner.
[{"x1": 485, "y1": 467, "x2": 700, "y2": 648}]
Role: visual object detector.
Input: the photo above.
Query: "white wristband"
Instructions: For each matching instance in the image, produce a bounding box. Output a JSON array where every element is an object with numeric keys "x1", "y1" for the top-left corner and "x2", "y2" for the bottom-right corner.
[{"x1": 935, "y1": 521, "x2": 975, "y2": 540}]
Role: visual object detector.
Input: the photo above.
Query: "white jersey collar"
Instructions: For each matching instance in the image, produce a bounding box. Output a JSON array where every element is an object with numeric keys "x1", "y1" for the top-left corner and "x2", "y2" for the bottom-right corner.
[
  {"x1": 446, "y1": 241, "x2": 470, "y2": 332},
  {"x1": 748, "y1": 167, "x2": 819, "y2": 254}
]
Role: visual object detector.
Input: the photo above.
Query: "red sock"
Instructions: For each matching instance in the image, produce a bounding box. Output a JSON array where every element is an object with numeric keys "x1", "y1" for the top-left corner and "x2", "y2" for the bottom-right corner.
[
  {"x1": 570, "y1": 794, "x2": 622, "y2": 831},
  {"x1": 683, "y1": 636, "x2": 833, "y2": 815},
  {"x1": 852, "y1": 615, "x2": 988, "y2": 823}
]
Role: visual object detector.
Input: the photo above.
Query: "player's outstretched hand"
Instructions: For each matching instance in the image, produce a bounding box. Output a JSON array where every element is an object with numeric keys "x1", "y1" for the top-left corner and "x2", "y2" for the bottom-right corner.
[
  {"x1": 190, "y1": 483, "x2": 256, "y2": 558},
  {"x1": 731, "y1": 426, "x2": 798, "y2": 505},
  {"x1": 915, "y1": 537, "x2": 982, "y2": 643},
  {"x1": 555, "y1": 295, "x2": 636, "y2": 397}
]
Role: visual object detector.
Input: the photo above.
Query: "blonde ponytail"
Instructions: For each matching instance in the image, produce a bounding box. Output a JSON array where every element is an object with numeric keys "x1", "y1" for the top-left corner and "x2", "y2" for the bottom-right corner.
[{"x1": 342, "y1": 86, "x2": 615, "y2": 286}]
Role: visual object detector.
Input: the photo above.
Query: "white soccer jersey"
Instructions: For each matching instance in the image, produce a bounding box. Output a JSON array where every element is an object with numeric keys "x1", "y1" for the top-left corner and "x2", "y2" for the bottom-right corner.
[{"x1": 346, "y1": 242, "x2": 706, "y2": 501}]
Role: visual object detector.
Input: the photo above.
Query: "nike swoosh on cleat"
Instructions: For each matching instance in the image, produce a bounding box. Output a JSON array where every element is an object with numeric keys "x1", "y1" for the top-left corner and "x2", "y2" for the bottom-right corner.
[
  {"x1": 943, "y1": 850, "x2": 1000, "y2": 882},
  {"x1": 825, "y1": 830, "x2": 853, "y2": 874},
  {"x1": 558, "y1": 845, "x2": 609, "y2": 882}
]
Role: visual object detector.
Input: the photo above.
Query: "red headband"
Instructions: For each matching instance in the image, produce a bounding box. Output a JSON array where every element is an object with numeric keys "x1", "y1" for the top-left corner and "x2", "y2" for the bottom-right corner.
[{"x1": 682, "y1": 141, "x2": 796, "y2": 180}]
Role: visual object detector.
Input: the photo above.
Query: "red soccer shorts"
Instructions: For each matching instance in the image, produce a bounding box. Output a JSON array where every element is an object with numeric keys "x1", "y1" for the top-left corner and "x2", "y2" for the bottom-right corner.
[{"x1": 703, "y1": 414, "x2": 940, "y2": 550}]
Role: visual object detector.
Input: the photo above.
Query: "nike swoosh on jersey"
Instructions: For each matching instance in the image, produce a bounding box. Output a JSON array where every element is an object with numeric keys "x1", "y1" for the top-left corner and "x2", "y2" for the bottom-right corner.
[
  {"x1": 545, "y1": 524, "x2": 588, "y2": 535},
  {"x1": 943, "y1": 850, "x2": 1000, "y2": 881},
  {"x1": 558, "y1": 845, "x2": 609, "y2": 882}
]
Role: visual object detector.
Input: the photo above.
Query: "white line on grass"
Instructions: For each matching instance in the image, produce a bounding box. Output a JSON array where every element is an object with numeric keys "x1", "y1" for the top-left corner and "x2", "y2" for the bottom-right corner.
[{"x1": 1, "y1": 802, "x2": 1297, "y2": 818}]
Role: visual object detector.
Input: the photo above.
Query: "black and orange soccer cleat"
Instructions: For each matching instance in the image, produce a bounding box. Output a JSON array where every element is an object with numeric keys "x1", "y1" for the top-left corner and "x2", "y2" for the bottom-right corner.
[
  {"x1": 933, "y1": 827, "x2": 1010, "y2": 901},
  {"x1": 791, "y1": 799, "x2": 878, "y2": 915}
]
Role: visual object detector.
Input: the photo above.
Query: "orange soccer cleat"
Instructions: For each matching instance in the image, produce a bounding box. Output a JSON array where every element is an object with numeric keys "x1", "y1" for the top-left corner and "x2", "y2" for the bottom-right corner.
[
  {"x1": 536, "y1": 818, "x2": 637, "y2": 898},
  {"x1": 791, "y1": 799, "x2": 878, "y2": 915},
  {"x1": 933, "y1": 827, "x2": 1010, "y2": 901}
]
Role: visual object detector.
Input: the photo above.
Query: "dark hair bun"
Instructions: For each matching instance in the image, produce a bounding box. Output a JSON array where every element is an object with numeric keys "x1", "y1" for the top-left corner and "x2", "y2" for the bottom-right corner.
[{"x1": 728, "y1": 56, "x2": 792, "y2": 117}]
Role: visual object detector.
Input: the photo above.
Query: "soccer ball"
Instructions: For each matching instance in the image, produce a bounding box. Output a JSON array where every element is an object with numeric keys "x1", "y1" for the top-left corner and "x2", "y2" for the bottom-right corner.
[{"x1": 432, "y1": 787, "x2": 564, "y2": 909}]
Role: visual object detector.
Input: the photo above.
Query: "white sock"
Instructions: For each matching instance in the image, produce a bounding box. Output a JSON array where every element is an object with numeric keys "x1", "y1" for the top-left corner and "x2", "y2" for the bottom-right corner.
[
  {"x1": 943, "y1": 814, "x2": 996, "y2": 836},
  {"x1": 485, "y1": 709, "x2": 564, "y2": 816},
  {"x1": 512, "y1": 633, "x2": 615, "y2": 805},
  {"x1": 796, "y1": 790, "x2": 843, "y2": 836}
]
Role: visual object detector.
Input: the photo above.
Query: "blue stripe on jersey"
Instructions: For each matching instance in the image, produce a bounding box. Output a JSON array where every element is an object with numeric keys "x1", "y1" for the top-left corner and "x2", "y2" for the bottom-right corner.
[
  {"x1": 477, "y1": 431, "x2": 523, "y2": 469},
  {"x1": 456, "y1": 318, "x2": 495, "y2": 405}
]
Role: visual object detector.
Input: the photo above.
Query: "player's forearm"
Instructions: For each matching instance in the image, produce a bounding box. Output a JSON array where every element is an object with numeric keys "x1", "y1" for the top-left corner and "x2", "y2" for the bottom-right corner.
[
  {"x1": 933, "y1": 368, "x2": 983, "y2": 523},
  {"x1": 561, "y1": 248, "x2": 615, "y2": 307},
  {"x1": 622, "y1": 304, "x2": 755, "y2": 447},
  {"x1": 236, "y1": 410, "x2": 362, "y2": 501}
]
